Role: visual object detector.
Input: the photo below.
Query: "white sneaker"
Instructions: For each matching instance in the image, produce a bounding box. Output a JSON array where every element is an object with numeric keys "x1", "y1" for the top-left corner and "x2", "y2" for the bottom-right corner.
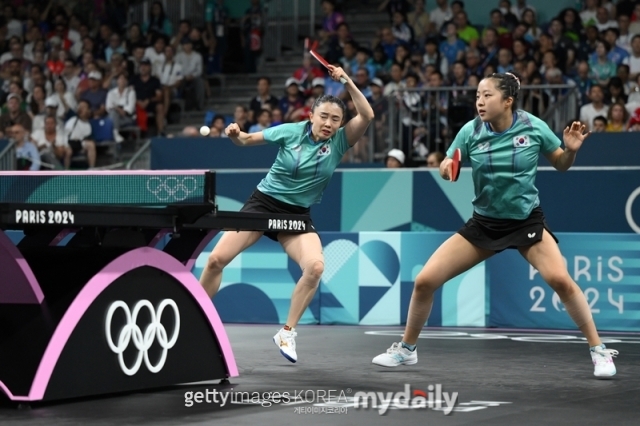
[
  {"x1": 372, "y1": 342, "x2": 418, "y2": 367},
  {"x1": 591, "y1": 345, "x2": 618, "y2": 378},
  {"x1": 273, "y1": 328, "x2": 297, "y2": 363}
]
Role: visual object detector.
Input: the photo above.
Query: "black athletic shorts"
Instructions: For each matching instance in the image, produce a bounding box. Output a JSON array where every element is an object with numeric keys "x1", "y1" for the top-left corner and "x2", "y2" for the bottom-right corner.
[
  {"x1": 457, "y1": 207, "x2": 558, "y2": 253},
  {"x1": 240, "y1": 189, "x2": 316, "y2": 241}
]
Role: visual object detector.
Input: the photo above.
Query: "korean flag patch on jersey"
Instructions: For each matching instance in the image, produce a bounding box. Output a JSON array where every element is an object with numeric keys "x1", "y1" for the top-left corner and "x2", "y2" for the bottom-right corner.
[
  {"x1": 513, "y1": 135, "x2": 530, "y2": 147},
  {"x1": 317, "y1": 144, "x2": 331, "y2": 156}
]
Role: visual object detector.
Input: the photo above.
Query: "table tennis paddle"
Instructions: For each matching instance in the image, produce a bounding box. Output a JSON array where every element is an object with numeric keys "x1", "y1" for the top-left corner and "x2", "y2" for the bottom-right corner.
[
  {"x1": 450, "y1": 148, "x2": 461, "y2": 182},
  {"x1": 309, "y1": 40, "x2": 347, "y2": 84}
]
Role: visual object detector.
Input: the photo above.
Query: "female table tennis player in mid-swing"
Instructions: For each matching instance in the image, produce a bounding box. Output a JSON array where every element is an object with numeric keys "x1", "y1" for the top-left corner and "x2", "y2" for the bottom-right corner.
[
  {"x1": 372, "y1": 72, "x2": 619, "y2": 378},
  {"x1": 199, "y1": 65, "x2": 374, "y2": 363}
]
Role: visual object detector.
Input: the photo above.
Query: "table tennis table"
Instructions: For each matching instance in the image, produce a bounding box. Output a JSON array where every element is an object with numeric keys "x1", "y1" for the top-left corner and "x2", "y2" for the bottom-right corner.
[{"x1": 0, "y1": 170, "x2": 311, "y2": 403}]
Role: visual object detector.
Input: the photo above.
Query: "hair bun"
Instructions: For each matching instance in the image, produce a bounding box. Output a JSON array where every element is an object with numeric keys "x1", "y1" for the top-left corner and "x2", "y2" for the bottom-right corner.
[{"x1": 505, "y1": 72, "x2": 521, "y2": 89}]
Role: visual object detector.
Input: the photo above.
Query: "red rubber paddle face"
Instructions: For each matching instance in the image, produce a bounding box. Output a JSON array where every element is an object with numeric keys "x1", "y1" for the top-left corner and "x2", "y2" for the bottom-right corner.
[{"x1": 451, "y1": 148, "x2": 461, "y2": 182}]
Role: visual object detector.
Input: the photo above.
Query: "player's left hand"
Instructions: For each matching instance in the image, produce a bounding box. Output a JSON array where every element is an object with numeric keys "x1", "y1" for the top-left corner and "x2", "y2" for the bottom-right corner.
[
  {"x1": 327, "y1": 65, "x2": 349, "y2": 84},
  {"x1": 563, "y1": 121, "x2": 590, "y2": 152}
]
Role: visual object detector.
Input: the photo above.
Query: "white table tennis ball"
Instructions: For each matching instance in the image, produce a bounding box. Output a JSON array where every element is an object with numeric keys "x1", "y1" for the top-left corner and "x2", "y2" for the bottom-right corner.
[{"x1": 200, "y1": 126, "x2": 211, "y2": 136}]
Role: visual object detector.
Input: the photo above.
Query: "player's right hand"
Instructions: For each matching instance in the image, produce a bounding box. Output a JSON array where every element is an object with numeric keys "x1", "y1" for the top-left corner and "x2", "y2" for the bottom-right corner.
[
  {"x1": 225, "y1": 123, "x2": 241, "y2": 138},
  {"x1": 440, "y1": 158, "x2": 453, "y2": 181}
]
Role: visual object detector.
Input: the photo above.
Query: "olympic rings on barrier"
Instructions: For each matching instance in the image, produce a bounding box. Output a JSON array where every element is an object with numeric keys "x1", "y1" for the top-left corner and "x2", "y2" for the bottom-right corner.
[
  {"x1": 146, "y1": 177, "x2": 198, "y2": 202},
  {"x1": 105, "y1": 299, "x2": 181, "y2": 376}
]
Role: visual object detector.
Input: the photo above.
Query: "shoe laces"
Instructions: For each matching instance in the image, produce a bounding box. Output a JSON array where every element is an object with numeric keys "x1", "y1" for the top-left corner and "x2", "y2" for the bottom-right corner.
[
  {"x1": 280, "y1": 329, "x2": 297, "y2": 345},
  {"x1": 386, "y1": 342, "x2": 403, "y2": 354},
  {"x1": 593, "y1": 346, "x2": 619, "y2": 361}
]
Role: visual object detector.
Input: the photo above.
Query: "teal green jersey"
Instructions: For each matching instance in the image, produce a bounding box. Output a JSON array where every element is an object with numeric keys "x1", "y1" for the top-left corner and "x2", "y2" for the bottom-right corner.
[
  {"x1": 258, "y1": 121, "x2": 351, "y2": 207},
  {"x1": 447, "y1": 110, "x2": 561, "y2": 220}
]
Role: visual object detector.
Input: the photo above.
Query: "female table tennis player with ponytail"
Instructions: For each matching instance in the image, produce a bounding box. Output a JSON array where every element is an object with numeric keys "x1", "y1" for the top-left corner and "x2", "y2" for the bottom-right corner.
[
  {"x1": 199, "y1": 65, "x2": 374, "y2": 363},
  {"x1": 372, "y1": 72, "x2": 619, "y2": 378}
]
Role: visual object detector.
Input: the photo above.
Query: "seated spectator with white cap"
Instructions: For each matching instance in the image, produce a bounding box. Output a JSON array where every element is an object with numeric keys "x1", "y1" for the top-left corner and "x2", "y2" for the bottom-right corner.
[
  {"x1": 31, "y1": 114, "x2": 73, "y2": 169},
  {"x1": 311, "y1": 77, "x2": 325, "y2": 98},
  {"x1": 279, "y1": 77, "x2": 305, "y2": 123},
  {"x1": 385, "y1": 148, "x2": 405, "y2": 168},
  {"x1": 80, "y1": 70, "x2": 108, "y2": 119}
]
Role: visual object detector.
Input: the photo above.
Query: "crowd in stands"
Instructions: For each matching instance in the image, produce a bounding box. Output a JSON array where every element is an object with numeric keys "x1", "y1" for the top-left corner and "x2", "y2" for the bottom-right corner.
[
  {"x1": 0, "y1": 0, "x2": 226, "y2": 170},
  {"x1": 6, "y1": 0, "x2": 640, "y2": 170},
  {"x1": 222, "y1": 0, "x2": 640, "y2": 167}
]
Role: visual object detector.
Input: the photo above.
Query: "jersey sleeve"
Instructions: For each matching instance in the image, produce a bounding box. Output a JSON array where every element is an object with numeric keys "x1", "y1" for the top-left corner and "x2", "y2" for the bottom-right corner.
[
  {"x1": 538, "y1": 121, "x2": 562, "y2": 154},
  {"x1": 261, "y1": 123, "x2": 293, "y2": 146},
  {"x1": 333, "y1": 126, "x2": 350, "y2": 156},
  {"x1": 446, "y1": 119, "x2": 473, "y2": 161}
]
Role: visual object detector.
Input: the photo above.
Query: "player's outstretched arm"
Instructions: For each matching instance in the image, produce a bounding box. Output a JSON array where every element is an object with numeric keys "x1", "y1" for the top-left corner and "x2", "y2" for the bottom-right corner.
[
  {"x1": 327, "y1": 65, "x2": 375, "y2": 146},
  {"x1": 225, "y1": 123, "x2": 266, "y2": 146},
  {"x1": 545, "y1": 121, "x2": 590, "y2": 172}
]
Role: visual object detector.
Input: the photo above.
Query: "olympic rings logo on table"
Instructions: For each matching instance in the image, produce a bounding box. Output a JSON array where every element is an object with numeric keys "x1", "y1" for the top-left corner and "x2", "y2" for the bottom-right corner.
[
  {"x1": 625, "y1": 186, "x2": 640, "y2": 234},
  {"x1": 105, "y1": 299, "x2": 181, "y2": 376},
  {"x1": 146, "y1": 177, "x2": 198, "y2": 202}
]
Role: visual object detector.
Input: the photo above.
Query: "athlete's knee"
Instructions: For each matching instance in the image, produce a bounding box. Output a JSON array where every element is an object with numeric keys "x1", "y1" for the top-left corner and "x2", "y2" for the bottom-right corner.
[
  {"x1": 206, "y1": 251, "x2": 231, "y2": 272},
  {"x1": 303, "y1": 259, "x2": 324, "y2": 283},
  {"x1": 414, "y1": 270, "x2": 441, "y2": 294},
  {"x1": 544, "y1": 270, "x2": 574, "y2": 297}
]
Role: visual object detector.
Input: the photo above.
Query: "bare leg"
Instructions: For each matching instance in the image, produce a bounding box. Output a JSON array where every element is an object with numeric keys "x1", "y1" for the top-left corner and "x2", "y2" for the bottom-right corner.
[
  {"x1": 199, "y1": 230, "x2": 263, "y2": 297},
  {"x1": 278, "y1": 232, "x2": 324, "y2": 328},
  {"x1": 155, "y1": 103, "x2": 165, "y2": 133},
  {"x1": 403, "y1": 233, "x2": 494, "y2": 345},
  {"x1": 83, "y1": 140, "x2": 97, "y2": 168},
  {"x1": 518, "y1": 229, "x2": 601, "y2": 347}
]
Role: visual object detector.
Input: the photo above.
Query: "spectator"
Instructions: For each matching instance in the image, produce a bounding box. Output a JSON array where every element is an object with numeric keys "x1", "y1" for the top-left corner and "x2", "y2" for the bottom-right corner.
[
  {"x1": 205, "y1": 0, "x2": 230, "y2": 64},
  {"x1": 408, "y1": 0, "x2": 430, "y2": 46},
  {"x1": 318, "y1": 0, "x2": 345, "y2": 44},
  {"x1": 592, "y1": 115, "x2": 607, "y2": 132},
  {"x1": 176, "y1": 39, "x2": 205, "y2": 111},
  {"x1": 622, "y1": 35, "x2": 640, "y2": 80},
  {"x1": 497, "y1": 48, "x2": 514, "y2": 74},
  {"x1": 31, "y1": 115, "x2": 72, "y2": 169},
  {"x1": 383, "y1": 63, "x2": 405, "y2": 96},
  {"x1": 143, "y1": 1, "x2": 174, "y2": 40},
  {"x1": 241, "y1": 0, "x2": 265, "y2": 73},
  {"x1": 580, "y1": 85, "x2": 609, "y2": 131},
  {"x1": 590, "y1": 41, "x2": 617, "y2": 86},
  {"x1": 574, "y1": 60, "x2": 595, "y2": 105},
  {"x1": 0, "y1": 94, "x2": 32, "y2": 138},
  {"x1": 106, "y1": 73, "x2": 137, "y2": 138},
  {"x1": 440, "y1": 22, "x2": 466, "y2": 69},
  {"x1": 132, "y1": 58, "x2": 165, "y2": 135},
  {"x1": 209, "y1": 114, "x2": 228, "y2": 137},
  {"x1": 379, "y1": 0, "x2": 412, "y2": 20},
  {"x1": 12, "y1": 123, "x2": 41, "y2": 171},
  {"x1": 271, "y1": 108, "x2": 284, "y2": 127},
  {"x1": 248, "y1": 76, "x2": 279, "y2": 123},
  {"x1": 145, "y1": 35, "x2": 167, "y2": 79},
  {"x1": 64, "y1": 100, "x2": 97, "y2": 168},
  {"x1": 511, "y1": 0, "x2": 535, "y2": 20},
  {"x1": 28, "y1": 84, "x2": 47, "y2": 131},
  {"x1": 454, "y1": 11, "x2": 479, "y2": 48},
  {"x1": 311, "y1": 77, "x2": 326, "y2": 98},
  {"x1": 603, "y1": 28, "x2": 629, "y2": 66},
  {"x1": 521, "y1": 8, "x2": 542, "y2": 42},
  {"x1": 391, "y1": 12, "x2": 415, "y2": 46},
  {"x1": 248, "y1": 108, "x2": 271, "y2": 132},
  {"x1": 80, "y1": 71, "x2": 108, "y2": 118},
  {"x1": 233, "y1": 104, "x2": 250, "y2": 132},
  {"x1": 385, "y1": 148, "x2": 405, "y2": 168},
  {"x1": 605, "y1": 102, "x2": 629, "y2": 132},
  {"x1": 340, "y1": 41, "x2": 359, "y2": 76},
  {"x1": 616, "y1": 14, "x2": 633, "y2": 54},
  {"x1": 105, "y1": 33, "x2": 127, "y2": 63},
  {"x1": 594, "y1": 6, "x2": 618, "y2": 33},
  {"x1": 376, "y1": 26, "x2": 402, "y2": 64},
  {"x1": 426, "y1": 151, "x2": 445, "y2": 168},
  {"x1": 607, "y1": 77, "x2": 628, "y2": 105},
  {"x1": 326, "y1": 23, "x2": 354, "y2": 64},
  {"x1": 170, "y1": 19, "x2": 192, "y2": 54},
  {"x1": 279, "y1": 78, "x2": 305, "y2": 123},
  {"x1": 430, "y1": 0, "x2": 453, "y2": 35},
  {"x1": 370, "y1": 46, "x2": 392, "y2": 79},
  {"x1": 580, "y1": 0, "x2": 598, "y2": 27},
  {"x1": 126, "y1": 23, "x2": 145, "y2": 50},
  {"x1": 159, "y1": 45, "x2": 183, "y2": 121},
  {"x1": 423, "y1": 37, "x2": 448, "y2": 76},
  {"x1": 292, "y1": 55, "x2": 325, "y2": 97}
]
